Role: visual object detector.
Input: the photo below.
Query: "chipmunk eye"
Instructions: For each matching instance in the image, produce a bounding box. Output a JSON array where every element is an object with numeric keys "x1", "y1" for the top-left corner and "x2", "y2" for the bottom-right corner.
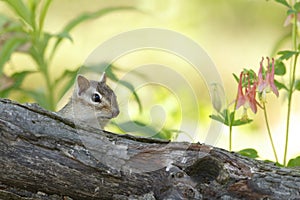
[{"x1": 91, "y1": 93, "x2": 102, "y2": 103}]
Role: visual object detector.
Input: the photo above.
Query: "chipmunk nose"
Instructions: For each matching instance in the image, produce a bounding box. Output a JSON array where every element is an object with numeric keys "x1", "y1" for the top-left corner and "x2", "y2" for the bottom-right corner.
[
  {"x1": 112, "y1": 108, "x2": 119, "y2": 118},
  {"x1": 111, "y1": 93, "x2": 119, "y2": 118}
]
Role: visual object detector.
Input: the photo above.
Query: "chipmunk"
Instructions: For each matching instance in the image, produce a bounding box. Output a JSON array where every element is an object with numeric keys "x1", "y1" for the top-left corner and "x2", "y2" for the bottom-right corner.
[{"x1": 58, "y1": 73, "x2": 119, "y2": 129}]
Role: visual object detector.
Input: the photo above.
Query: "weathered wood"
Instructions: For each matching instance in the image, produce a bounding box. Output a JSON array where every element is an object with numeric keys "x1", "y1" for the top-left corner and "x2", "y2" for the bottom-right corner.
[{"x1": 0, "y1": 98, "x2": 299, "y2": 200}]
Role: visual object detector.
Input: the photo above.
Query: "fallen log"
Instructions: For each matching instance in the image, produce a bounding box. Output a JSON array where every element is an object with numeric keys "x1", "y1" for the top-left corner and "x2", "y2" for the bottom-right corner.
[{"x1": 0, "y1": 98, "x2": 299, "y2": 200}]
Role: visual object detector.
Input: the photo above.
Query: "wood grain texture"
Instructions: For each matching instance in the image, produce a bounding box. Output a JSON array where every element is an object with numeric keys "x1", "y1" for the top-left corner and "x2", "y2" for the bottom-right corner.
[{"x1": 0, "y1": 98, "x2": 299, "y2": 200}]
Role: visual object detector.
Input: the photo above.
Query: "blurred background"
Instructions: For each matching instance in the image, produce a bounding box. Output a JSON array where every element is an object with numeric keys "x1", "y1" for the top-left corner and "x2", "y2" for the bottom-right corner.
[{"x1": 0, "y1": 0, "x2": 299, "y2": 163}]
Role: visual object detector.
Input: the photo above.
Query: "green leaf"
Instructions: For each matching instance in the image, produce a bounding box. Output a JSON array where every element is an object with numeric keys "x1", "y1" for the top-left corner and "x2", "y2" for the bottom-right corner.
[
  {"x1": 50, "y1": 6, "x2": 134, "y2": 59},
  {"x1": 116, "y1": 120, "x2": 158, "y2": 137},
  {"x1": 232, "y1": 73, "x2": 239, "y2": 83},
  {"x1": 53, "y1": 31, "x2": 73, "y2": 42},
  {"x1": 210, "y1": 110, "x2": 252, "y2": 126},
  {"x1": 274, "y1": 79, "x2": 288, "y2": 91},
  {"x1": 294, "y1": 79, "x2": 300, "y2": 91},
  {"x1": 0, "y1": 37, "x2": 28, "y2": 73},
  {"x1": 287, "y1": 156, "x2": 300, "y2": 167},
  {"x1": 209, "y1": 114, "x2": 225, "y2": 124},
  {"x1": 65, "y1": 6, "x2": 134, "y2": 33},
  {"x1": 232, "y1": 118, "x2": 253, "y2": 126},
  {"x1": 238, "y1": 148, "x2": 259, "y2": 159},
  {"x1": 152, "y1": 129, "x2": 172, "y2": 140},
  {"x1": 274, "y1": 0, "x2": 290, "y2": 8},
  {"x1": 152, "y1": 128, "x2": 182, "y2": 140},
  {"x1": 274, "y1": 61, "x2": 286, "y2": 76},
  {"x1": 0, "y1": 0, "x2": 32, "y2": 27},
  {"x1": 39, "y1": 0, "x2": 52, "y2": 30},
  {"x1": 28, "y1": 0, "x2": 38, "y2": 30},
  {"x1": 62, "y1": 6, "x2": 134, "y2": 32},
  {"x1": 219, "y1": 109, "x2": 253, "y2": 126},
  {"x1": 294, "y1": 2, "x2": 300, "y2": 11},
  {"x1": 211, "y1": 109, "x2": 231, "y2": 126},
  {"x1": 105, "y1": 65, "x2": 120, "y2": 82},
  {"x1": 278, "y1": 50, "x2": 298, "y2": 60}
]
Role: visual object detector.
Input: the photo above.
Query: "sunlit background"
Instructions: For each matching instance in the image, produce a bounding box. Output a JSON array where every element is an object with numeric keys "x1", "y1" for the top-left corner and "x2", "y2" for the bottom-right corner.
[{"x1": 1, "y1": 0, "x2": 299, "y2": 164}]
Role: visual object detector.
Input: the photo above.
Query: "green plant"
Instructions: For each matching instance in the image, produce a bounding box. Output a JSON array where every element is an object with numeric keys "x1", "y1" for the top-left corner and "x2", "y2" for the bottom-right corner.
[
  {"x1": 0, "y1": 0, "x2": 132, "y2": 110},
  {"x1": 0, "y1": 0, "x2": 183, "y2": 141},
  {"x1": 210, "y1": 0, "x2": 300, "y2": 167}
]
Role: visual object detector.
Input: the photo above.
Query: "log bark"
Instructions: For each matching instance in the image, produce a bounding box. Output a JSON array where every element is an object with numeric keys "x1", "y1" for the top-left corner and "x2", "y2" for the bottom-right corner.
[{"x1": 0, "y1": 98, "x2": 299, "y2": 200}]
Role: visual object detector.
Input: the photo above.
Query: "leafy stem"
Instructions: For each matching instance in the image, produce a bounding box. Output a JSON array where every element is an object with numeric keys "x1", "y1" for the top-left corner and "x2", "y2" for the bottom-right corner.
[
  {"x1": 0, "y1": 0, "x2": 135, "y2": 111},
  {"x1": 284, "y1": 8, "x2": 299, "y2": 166}
]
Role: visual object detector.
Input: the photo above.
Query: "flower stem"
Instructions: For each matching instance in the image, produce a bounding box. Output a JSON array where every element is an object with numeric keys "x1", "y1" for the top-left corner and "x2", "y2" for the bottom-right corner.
[
  {"x1": 228, "y1": 98, "x2": 238, "y2": 152},
  {"x1": 262, "y1": 102, "x2": 278, "y2": 163},
  {"x1": 229, "y1": 118, "x2": 232, "y2": 151},
  {"x1": 283, "y1": 11, "x2": 299, "y2": 166},
  {"x1": 284, "y1": 53, "x2": 298, "y2": 166}
]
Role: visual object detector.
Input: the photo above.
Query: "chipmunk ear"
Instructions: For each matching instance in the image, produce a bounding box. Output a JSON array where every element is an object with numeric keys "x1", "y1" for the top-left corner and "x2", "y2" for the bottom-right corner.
[
  {"x1": 99, "y1": 72, "x2": 106, "y2": 83},
  {"x1": 76, "y1": 75, "x2": 90, "y2": 96}
]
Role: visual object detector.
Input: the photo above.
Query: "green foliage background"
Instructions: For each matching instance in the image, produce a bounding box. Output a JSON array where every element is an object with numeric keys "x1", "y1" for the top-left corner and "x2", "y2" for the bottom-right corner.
[{"x1": 0, "y1": 0, "x2": 299, "y2": 166}]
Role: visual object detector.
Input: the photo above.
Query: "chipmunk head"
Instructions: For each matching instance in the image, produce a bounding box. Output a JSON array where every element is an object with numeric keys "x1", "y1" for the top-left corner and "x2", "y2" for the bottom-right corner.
[
  {"x1": 75, "y1": 73, "x2": 119, "y2": 118},
  {"x1": 66, "y1": 73, "x2": 119, "y2": 128}
]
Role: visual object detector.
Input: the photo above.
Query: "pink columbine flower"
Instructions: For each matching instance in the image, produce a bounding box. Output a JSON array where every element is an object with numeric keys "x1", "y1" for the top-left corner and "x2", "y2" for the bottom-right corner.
[
  {"x1": 236, "y1": 72, "x2": 258, "y2": 120},
  {"x1": 257, "y1": 57, "x2": 279, "y2": 102}
]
